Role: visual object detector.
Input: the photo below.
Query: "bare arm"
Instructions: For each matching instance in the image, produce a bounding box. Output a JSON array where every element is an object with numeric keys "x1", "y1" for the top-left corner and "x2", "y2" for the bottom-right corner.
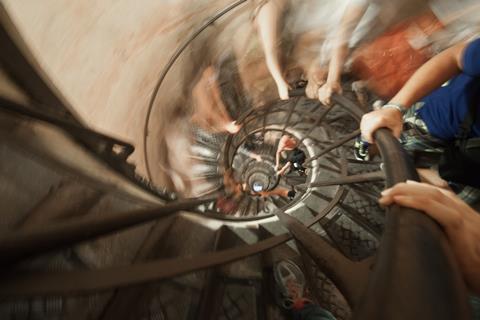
[
  {"x1": 277, "y1": 162, "x2": 291, "y2": 176},
  {"x1": 260, "y1": 187, "x2": 290, "y2": 198},
  {"x1": 256, "y1": 0, "x2": 290, "y2": 100},
  {"x1": 360, "y1": 41, "x2": 467, "y2": 143},
  {"x1": 389, "y1": 42, "x2": 466, "y2": 107},
  {"x1": 318, "y1": 2, "x2": 367, "y2": 105},
  {"x1": 275, "y1": 139, "x2": 284, "y2": 168}
]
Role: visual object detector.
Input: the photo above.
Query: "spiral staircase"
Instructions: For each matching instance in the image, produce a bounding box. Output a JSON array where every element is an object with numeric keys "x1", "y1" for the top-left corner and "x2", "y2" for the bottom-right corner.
[{"x1": 0, "y1": 1, "x2": 471, "y2": 320}]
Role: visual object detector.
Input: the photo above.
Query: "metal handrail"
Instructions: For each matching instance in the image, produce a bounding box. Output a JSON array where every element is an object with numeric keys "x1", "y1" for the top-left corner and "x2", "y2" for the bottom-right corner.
[
  {"x1": 332, "y1": 95, "x2": 470, "y2": 320},
  {"x1": 0, "y1": 197, "x2": 214, "y2": 266},
  {"x1": 0, "y1": 97, "x2": 173, "y2": 201},
  {"x1": 0, "y1": 182, "x2": 346, "y2": 296}
]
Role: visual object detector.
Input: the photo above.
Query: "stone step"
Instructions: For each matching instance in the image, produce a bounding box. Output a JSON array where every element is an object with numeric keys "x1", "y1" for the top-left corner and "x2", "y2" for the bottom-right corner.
[{"x1": 219, "y1": 226, "x2": 262, "y2": 279}]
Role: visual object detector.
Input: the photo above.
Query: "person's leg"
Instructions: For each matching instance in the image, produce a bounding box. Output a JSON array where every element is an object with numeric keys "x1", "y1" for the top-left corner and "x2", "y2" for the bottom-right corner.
[
  {"x1": 256, "y1": 0, "x2": 290, "y2": 100},
  {"x1": 206, "y1": 67, "x2": 241, "y2": 134}
]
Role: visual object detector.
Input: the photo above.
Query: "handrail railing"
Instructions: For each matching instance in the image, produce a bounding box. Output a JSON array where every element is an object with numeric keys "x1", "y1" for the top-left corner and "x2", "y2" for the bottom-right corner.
[
  {"x1": 332, "y1": 96, "x2": 470, "y2": 320},
  {"x1": 0, "y1": 197, "x2": 214, "y2": 266},
  {"x1": 0, "y1": 182, "x2": 346, "y2": 296},
  {"x1": 0, "y1": 97, "x2": 173, "y2": 201},
  {"x1": 0, "y1": 0, "x2": 469, "y2": 315},
  {"x1": 353, "y1": 128, "x2": 470, "y2": 320}
]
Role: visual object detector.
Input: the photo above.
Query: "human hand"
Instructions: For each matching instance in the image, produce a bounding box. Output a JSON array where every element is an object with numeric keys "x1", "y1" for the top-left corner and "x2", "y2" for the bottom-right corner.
[
  {"x1": 255, "y1": 155, "x2": 262, "y2": 162},
  {"x1": 306, "y1": 67, "x2": 327, "y2": 99},
  {"x1": 360, "y1": 108, "x2": 403, "y2": 144},
  {"x1": 318, "y1": 81, "x2": 342, "y2": 106},
  {"x1": 379, "y1": 180, "x2": 480, "y2": 294}
]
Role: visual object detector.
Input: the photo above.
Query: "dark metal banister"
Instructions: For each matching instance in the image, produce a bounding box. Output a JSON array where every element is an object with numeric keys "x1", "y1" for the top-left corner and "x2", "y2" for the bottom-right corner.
[
  {"x1": 0, "y1": 197, "x2": 214, "y2": 266},
  {"x1": 0, "y1": 97, "x2": 174, "y2": 201},
  {"x1": 0, "y1": 233, "x2": 291, "y2": 296},
  {"x1": 327, "y1": 95, "x2": 469, "y2": 318},
  {"x1": 0, "y1": 97, "x2": 134, "y2": 155},
  {"x1": 354, "y1": 128, "x2": 470, "y2": 319}
]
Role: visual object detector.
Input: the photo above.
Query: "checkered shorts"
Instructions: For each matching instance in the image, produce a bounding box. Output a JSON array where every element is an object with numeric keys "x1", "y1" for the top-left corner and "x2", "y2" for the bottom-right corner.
[
  {"x1": 400, "y1": 102, "x2": 480, "y2": 205},
  {"x1": 401, "y1": 102, "x2": 446, "y2": 154}
]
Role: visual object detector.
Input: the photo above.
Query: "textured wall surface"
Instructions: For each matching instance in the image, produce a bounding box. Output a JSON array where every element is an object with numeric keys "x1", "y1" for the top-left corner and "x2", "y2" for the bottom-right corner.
[{"x1": 2, "y1": 0, "x2": 233, "y2": 183}]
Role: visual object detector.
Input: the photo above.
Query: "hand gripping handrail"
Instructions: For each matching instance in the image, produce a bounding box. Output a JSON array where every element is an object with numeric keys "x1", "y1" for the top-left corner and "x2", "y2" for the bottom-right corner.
[{"x1": 332, "y1": 95, "x2": 470, "y2": 320}]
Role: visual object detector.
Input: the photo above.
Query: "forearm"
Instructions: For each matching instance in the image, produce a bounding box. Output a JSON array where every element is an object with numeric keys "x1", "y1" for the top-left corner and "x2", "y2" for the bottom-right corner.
[
  {"x1": 256, "y1": 0, "x2": 284, "y2": 83},
  {"x1": 263, "y1": 187, "x2": 289, "y2": 198},
  {"x1": 327, "y1": 49, "x2": 347, "y2": 84},
  {"x1": 326, "y1": 3, "x2": 367, "y2": 84},
  {"x1": 278, "y1": 162, "x2": 291, "y2": 175},
  {"x1": 390, "y1": 42, "x2": 466, "y2": 107}
]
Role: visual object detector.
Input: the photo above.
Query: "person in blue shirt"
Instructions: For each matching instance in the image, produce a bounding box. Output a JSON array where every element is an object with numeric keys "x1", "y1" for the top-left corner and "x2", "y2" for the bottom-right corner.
[{"x1": 361, "y1": 37, "x2": 480, "y2": 203}]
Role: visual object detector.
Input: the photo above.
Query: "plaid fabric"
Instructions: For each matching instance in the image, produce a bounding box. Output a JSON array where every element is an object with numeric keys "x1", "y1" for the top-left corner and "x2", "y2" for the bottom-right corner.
[
  {"x1": 400, "y1": 102, "x2": 480, "y2": 205},
  {"x1": 457, "y1": 185, "x2": 480, "y2": 206},
  {"x1": 471, "y1": 296, "x2": 480, "y2": 320},
  {"x1": 401, "y1": 102, "x2": 446, "y2": 154}
]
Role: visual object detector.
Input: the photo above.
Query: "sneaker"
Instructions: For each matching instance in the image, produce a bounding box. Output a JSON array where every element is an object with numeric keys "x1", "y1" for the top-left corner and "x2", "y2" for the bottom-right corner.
[
  {"x1": 353, "y1": 136, "x2": 370, "y2": 161},
  {"x1": 274, "y1": 260, "x2": 312, "y2": 310}
]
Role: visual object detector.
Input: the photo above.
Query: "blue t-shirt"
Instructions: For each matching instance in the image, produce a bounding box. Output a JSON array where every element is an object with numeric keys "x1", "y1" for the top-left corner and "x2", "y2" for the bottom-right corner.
[{"x1": 418, "y1": 37, "x2": 480, "y2": 140}]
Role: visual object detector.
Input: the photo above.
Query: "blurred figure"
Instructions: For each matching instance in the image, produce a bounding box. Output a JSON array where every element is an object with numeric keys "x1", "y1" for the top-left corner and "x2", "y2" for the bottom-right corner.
[
  {"x1": 318, "y1": 0, "x2": 480, "y2": 105},
  {"x1": 275, "y1": 135, "x2": 306, "y2": 176},
  {"x1": 216, "y1": 168, "x2": 244, "y2": 215},
  {"x1": 191, "y1": 65, "x2": 241, "y2": 134},
  {"x1": 254, "y1": 0, "x2": 352, "y2": 101},
  {"x1": 350, "y1": 10, "x2": 443, "y2": 100},
  {"x1": 254, "y1": 0, "x2": 290, "y2": 100},
  {"x1": 317, "y1": 0, "x2": 426, "y2": 104}
]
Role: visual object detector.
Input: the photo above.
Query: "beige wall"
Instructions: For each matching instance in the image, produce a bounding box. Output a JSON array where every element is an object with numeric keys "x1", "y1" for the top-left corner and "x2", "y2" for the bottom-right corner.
[{"x1": 1, "y1": 0, "x2": 235, "y2": 184}]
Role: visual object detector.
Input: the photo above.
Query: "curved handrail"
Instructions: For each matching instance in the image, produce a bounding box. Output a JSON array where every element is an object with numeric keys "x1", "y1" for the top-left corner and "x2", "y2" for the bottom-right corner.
[
  {"x1": 0, "y1": 197, "x2": 214, "y2": 266},
  {"x1": 0, "y1": 181, "x2": 346, "y2": 296},
  {"x1": 354, "y1": 128, "x2": 470, "y2": 320},
  {"x1": 332, "y1": 96, "x2": 470, "y2": 319},
  {"x1": 0, "y1": 97, "x2": 173, "y2": 201}
]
